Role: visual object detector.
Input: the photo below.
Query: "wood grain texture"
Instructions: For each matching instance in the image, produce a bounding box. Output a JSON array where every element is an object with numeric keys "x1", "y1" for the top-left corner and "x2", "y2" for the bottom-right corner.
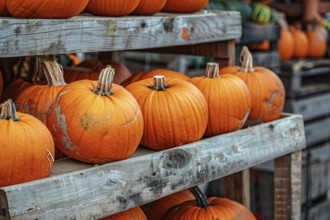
[
  {"x1": 0, "y1": 115, "x2": 305, "y2": 220},
  {"x1": 274, "y1": 151, "x2": 302, "y2": 220},
  {"x1": 0, "y1": 11, "x2": 241, "y2": 57}
]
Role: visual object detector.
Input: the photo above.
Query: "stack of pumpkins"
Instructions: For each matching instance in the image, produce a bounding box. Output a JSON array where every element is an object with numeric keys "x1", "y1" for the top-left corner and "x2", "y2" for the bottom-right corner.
[
  {"x1": 0, "y1": 0, "x2": 209, "y2": 18},
  {"x1": 278, "y1": 23, "x2": 327, "y2": 61},
  {"x1": 0, "y1": 46, "x2": 283, "y2": 219}
]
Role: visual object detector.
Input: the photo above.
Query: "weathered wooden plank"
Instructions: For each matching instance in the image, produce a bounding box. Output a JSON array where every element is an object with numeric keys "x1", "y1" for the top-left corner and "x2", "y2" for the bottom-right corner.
[
  {"x1": 305, "y1": 118, "x2": 330, "y2": 147},
  {"x1": 0, "y1": 11, "x2": 241, "y2": 57},
  {"x1": 285, "y1": 93, "x2": 330, "y2": 122},
  {"x1": 274, "y1": 151, "x2": 302, "y2": 220},
  {"x1": 0, "y1": 115, "x2": 305, "y2": 220}
]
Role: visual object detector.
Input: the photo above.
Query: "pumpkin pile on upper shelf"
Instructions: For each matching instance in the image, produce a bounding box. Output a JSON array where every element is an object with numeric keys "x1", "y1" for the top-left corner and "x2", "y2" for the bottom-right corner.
[{"x1": 0, "y1": 0, "x2": 209, "y2": 17}]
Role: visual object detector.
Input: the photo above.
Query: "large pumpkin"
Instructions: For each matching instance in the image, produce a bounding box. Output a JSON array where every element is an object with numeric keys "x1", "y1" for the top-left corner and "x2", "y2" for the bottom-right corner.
[
  {"x1": 278, "y1": 28, "x2": 294, "y2": 61},
  {"x1": 220, "y1": 46, "x2": 285, "y2": 126},
  {"x1": 121, "y1": 69, "x2": 189, "y2": 87},
  {"x1": 46, "y1": 66, "x2": 144, "y2": 164},
  {"x1": 126, "y1": 75, "x2": 208, "y2": 150},
  {"x1": 162, "y1": 0, "x2": 208, "y2": 13},
  {"x1": 6, "y1": 0, "x2": 88, "y2": 18},
  {"x1": 0, "y1": 0, "x2": 9, "y2": 16},
  {"x1": 190, "y1": 63, "x2": 251, "y2": 136},
  {"x1": 142, "y1": 190, "x2": 194, "y2": 220},
  {"x1": 86, "y1": 0, "x2": 141, "y2": 16},
  {"x1": 101, "y1": 207, "x2": 147, "y2": 220},
  {"x1": 306, "y1": 27, "x2": 327, "y2": 58},
  {"x1": 133, "y1": 0, "x2": 167, "y2": 15},
  {"x1": 290, "y1": 28, "x2": 309, "y2": 59},
  {"x1": 16, "y1": 60, "x2": 67, "y2": 124},
  {"x1": 164, "y1": 187, "x2": 256, "y2": 220},
  {"x1": 0, "y1": 99, "x2": 54, "y2": 187}
]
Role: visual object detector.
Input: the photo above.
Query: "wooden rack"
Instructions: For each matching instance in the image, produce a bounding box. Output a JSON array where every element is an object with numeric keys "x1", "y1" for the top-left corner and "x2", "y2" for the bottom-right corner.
[{"x1": 0, "y1": 11, "x2": 306, "y2": 220}]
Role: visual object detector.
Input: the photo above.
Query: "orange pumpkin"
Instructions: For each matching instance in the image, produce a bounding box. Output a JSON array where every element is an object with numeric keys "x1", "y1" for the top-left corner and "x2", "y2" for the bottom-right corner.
[
  {"x1": 101, "y1": 207, "x2": 147, "y2": 220},
  {"x1": 290, "y1": 28, "x2": 309, "y2": 59},
  {"x1": 164, "y1": 187, "x2": 256, "y2": 220},
  {"x1": 0, "y1": 99, "x2": 54, "y2": 187},
  {"x1": 306, "y1": 27, "x2": 327, "y2": 58},
  {"x1": 190, "y1": 63, "x2": 251, "y2": 136},
  {"x1": 142, "y1": 190, "x2": 194, "y2": 220},
  {"x1": 133, "y1": 0, "x2": 167, "y2": 15},
  {"x1": 16, "y1": 61, "x2": 67, "y2": 124},
  {"x1": 126, "y1": 75, "x2": 208, "y2": 150},
  {"x1": 278, "y1": 28, "x2": 295, "y2": 61},
  {"x1": 6, "y1": 0, "x2": 88, "y2": 18},
  {"x1": 0, "y1": 0, "x2": 9, "y2": 16},
  {"x1": 121, "y1": 69, "x2": 189, "y2": 87},
  {"x1": 220, "y1": 46, "x2": 285, "y2": 126},
  {"x1": 86, "y1": 0, "x2": 141, "y2": 16},
  {"x1": 47, "y1": 66, "x2": 144, "y2": 164},
  {"x1": 162, "y1": 0, "x2": 208, "y2": 13}
]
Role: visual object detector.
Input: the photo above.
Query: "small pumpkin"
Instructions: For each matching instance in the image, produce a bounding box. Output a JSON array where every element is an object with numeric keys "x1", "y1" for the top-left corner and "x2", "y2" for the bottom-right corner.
[
  {"x1": 0, "y1": 0, "x2": 9, "y2": 16},
  {"x1": 133, "y1": 0, "x2": 167, "y2": 15},
  {"x1": 190, "y1": 63, "x2": 251, "y2": 136},
  {"x1": 142, "y1": 190, "x2": 194, "y2": 220},
  {"x1": 220, "y1": 46, "x2": 285, "y2": 126},
  {"x1": 64, "y1": 60, "x2": 132, "y2": 85},
  {"x1": 164, "y1": 187, "x2": 256, "y2": 220},
  {"x1": 47, "y1": 66, "x2": 144, "y2": 164},
  {"x1": 101, "y1": 207, "x2": 147, "y2": 220},
  {"x1": 290, "y1": 27, "x2": 309, "y2": 59},
  {"x1": 162, "y1": 0, "x2": 208, "y2": 13},
  {"x1": 126, "y1": 74, "x2": 208, "y2": 150},
  {"x1": 6, "y1": 0, "x2": 88, "y2": 18},
  {"x1": 121, "y1": 69, "x2": 189, "y2": 87},
  {"x1": 278, "y1": 28, "x2": 295, "y2": 61},
  {"x1": 16, "y1": 60, "x2": 67, "y2": 124},
  {"x1": 0, "y1": 99, "x2": 55, "y2": 187},
  {"x1": 86, "y1": 0, "x2": 141, "y2": 16},
  {"x1": 306, "y1": 26, "x2": 327, "y2": 58}
]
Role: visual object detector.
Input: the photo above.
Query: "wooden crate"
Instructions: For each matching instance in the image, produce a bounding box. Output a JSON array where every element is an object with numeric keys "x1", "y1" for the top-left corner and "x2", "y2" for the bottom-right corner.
[
  {"x1": 302, "y1": 198, "x2": 330, "y2": 220},
  {"x1": 305, "y1": 118, "x2": 330, "y2": 147}
]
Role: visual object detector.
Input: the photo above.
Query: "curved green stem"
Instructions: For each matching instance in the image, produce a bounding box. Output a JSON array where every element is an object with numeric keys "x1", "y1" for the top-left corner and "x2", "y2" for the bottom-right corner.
[{"x1": 190, "y1": 186, "x2": 211, "y2": 208}]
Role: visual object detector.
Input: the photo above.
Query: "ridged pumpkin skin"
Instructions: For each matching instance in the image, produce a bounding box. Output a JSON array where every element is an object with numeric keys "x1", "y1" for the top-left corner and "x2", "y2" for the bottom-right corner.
[
  {"x1": 121, "y1": 69, "x2": 189, "y2": 87},
  {"x1": 0, "y1": 0, "x2": 9, "y2": 16},
  {"x1": 220, "y1": 47, "x2": 285, "y2": 126},
  {"x1": 190, "y1": 63, "x2": 251, "y2": 136},
  {"x1": 2, "y1": 78, "x2": 34, "y2": 102},
  {"x1": 133, "y1": 0, "x2": 167, "y2": 15},
  {"x1": 86, "y1": 0, "x2": 141, "y2": 16},
  {"x1": 6, "y1": 0, "x2": 88, "y2": 18},
  {"x1": 163, "y1": 0, "x2": 208, "y2": 13},
  {"x1": 101, "y1": 207, "x2": 147, "y2": 220},
  {"x1": 0, "y1": 100, "x2": 54, "y2": 187},
  {"x1": 278, "y1": 28, "x2": 294, "y2": 61},
  {"x1": 142, "y1": 190, "x2": 194, "y2": 220},
  {"x1": 306, "y1": 29, "x2": 327, "y2": 58},
  {"x1": 46, "y1": 67, "x2": 144, "y2": 164},
  {"x1": 16, "y1": 61, "x2": 67, "y2": 124},
  {"x1": 126, "y1": 75, "x2": 208, "y2": 150},
  {"x1": 290, "y1": 28, "x2": 309, "y2": 59}
]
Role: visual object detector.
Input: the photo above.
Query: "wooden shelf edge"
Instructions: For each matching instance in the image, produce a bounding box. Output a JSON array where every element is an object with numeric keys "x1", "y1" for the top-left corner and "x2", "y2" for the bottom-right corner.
[{"x1": 0, "y1": 114, "x2": 306, "y2": 220}]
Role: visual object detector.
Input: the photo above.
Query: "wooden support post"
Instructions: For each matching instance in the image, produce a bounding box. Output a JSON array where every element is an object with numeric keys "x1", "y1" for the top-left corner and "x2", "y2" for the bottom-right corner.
[
  {"x1": 274, "y1": 151, "x2": 302, "y2": 220},
  {"x1": 224, "y1": 169, "x2": 251, "y2": 209}
]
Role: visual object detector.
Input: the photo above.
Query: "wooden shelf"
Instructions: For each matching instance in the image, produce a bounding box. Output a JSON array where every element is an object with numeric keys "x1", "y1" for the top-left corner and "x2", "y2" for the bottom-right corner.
[
  {"x1": 0, "y1": 11, "x2": 241, "y2": 57},
  {"x1": 273, "y1": 2, "x2": 330, "y2": 18},
  {"x1": 0, "y1": 114, "x2": 306, "y2": 220}
]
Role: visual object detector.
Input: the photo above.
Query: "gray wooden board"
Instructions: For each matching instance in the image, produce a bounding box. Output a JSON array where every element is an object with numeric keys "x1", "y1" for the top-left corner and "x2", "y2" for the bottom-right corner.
[
  {"x1": 305, "y1": 118, "x2": 330, "y2": 147},
  {"x1": 302, "y1": 198, "x2": 330, "y2": 220},
  {"x1": 239, "y1": 22, "x2": 281, "y2": 43},
  {"x1": 0, "y1": 11, "x2": 241, "y2": 57},
  {"x1": 0, "y1": 115, "x2": 305, "y2": 220},
  {"x1": 285, "y1": 93, "x2": 330, "y2": 121}
]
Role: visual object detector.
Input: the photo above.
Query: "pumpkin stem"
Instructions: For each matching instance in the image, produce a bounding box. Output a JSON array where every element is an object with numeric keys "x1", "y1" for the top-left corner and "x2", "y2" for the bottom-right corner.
[
  {"x1": 150, "y1": 75, "x2": 169, "y2": 91},
  {"x1": 205, "y1": 63, "x2": 220, "y2": 78},
  {"x1": 0, "y1": 100, "x2": 20, "y2": 121},
  {"x1": 190, "y1": 186, "x2": 211, "y2": 208},
  {"x1": 25, "y1": 57, "x2": 42, "y2": 83},
  {"x1": 240, "y1": 46, "x2": 254, "y2": 73},
  {"x1": 93, "y1": 66, "x2": 115, "y2": 96},
  {"x1": 42, "y1": 61, "x2": 67, "y2": 86}
]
